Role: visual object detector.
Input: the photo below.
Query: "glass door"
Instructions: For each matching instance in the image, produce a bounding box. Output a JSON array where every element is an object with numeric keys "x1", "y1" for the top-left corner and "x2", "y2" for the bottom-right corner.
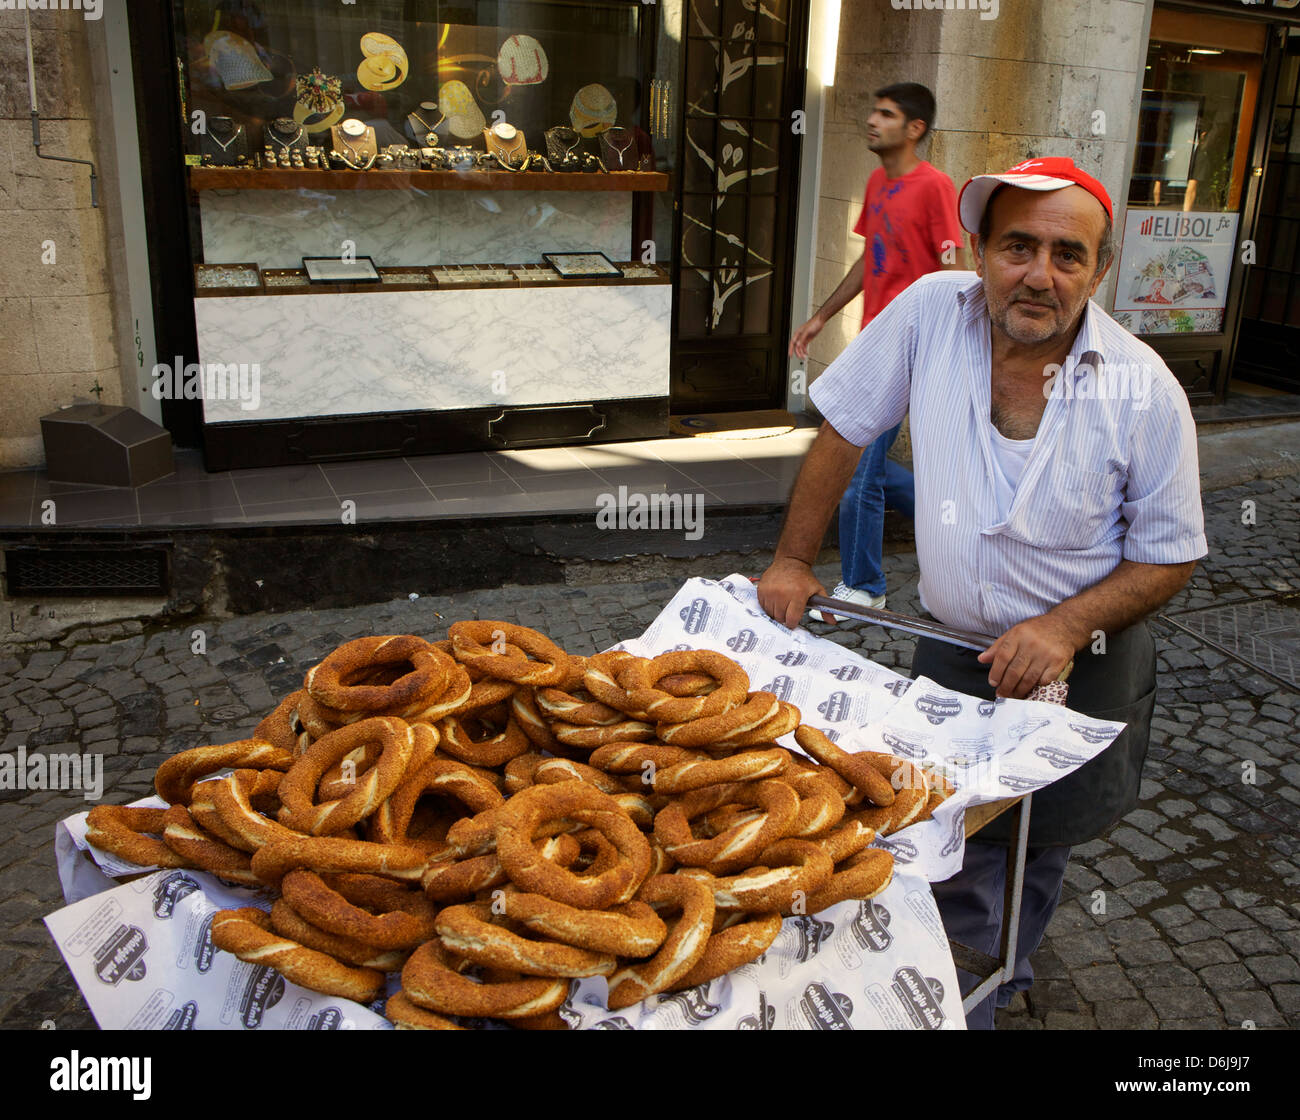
[
  {"x1": 1114, "y1": 9, "x2": 1267, "y2": 403},
  {"x1": 1237, "y1": 30, "x2": 1300, "y2": 391}
]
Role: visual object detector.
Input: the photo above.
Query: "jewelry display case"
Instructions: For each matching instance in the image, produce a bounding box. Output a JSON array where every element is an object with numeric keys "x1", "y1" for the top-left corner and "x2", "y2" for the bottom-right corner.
[{"x1": 173, "y1": 0, "x2": 673, "y2": 469}]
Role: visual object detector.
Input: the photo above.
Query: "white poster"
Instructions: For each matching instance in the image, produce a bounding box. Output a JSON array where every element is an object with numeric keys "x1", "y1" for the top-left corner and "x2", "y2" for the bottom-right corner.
[{"x1": 1114, "y1": 208, "x2": 1238, "y2": 314}]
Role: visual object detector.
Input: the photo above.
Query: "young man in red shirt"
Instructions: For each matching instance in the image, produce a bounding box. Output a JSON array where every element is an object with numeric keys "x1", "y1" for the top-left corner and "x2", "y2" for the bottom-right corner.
[{"x1": 790, "y1": 83, "x2": 964, "y2": 616}]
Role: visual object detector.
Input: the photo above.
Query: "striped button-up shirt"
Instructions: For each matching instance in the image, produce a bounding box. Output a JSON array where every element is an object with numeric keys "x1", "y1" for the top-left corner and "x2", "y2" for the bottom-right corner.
[{"x1": 809, "y1": 272, "x2": 1208, "y2": 637}]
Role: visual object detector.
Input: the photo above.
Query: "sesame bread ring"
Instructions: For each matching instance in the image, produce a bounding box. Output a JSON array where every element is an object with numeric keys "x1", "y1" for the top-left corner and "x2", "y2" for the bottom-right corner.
[
  {"x1": 209, "y1": 769, "x2": 302, "y2": 852},
  {"x1": 496, "y1": 783, "x2": 652, "y2": 909},
  {"x1": 659, "y1": 671, "x2": 724, "y2": 697},
  {"x1": 317, "y1": 742, "x2": 383, "y2": 803},
  {"x1": 401, "y1": 940, "x2": 570, "y2": 1019},
  {"x1": 370, "y1": 757, "x2": 504, "y2": 851},
  {"x1": 622, "y1": 650, "x2": 750, "y2": 723},
  {"x1": 437, "y1": 712, "x2": 531, "y2": 768},
  {"x1": 804, "y1": 848, "x2": 895, "y2": 914},
  {"x1": 582, "y1": 651, "x2": 654, "y2": 717},
  {"x1": 449, "y1": 621, "x2": 568, "y2": 686},
  {"x1": 85, "y1": 805, "x2": 191, "y2": 869},
  {"x1": 846, "y1": 761, "x2": 928, "y2": 835},
  {"x1": 657, "y1": 692, "x2": 780, "y2": 747},
  {"x1": 606, "y1": 874, "x2": 715, "y2": 1010},
  {"x1": 535, "y1": 688, "x2": 626, "y2": 727},
  {"x1": 305, "y1": 635, "x2": 451, "y2": 716},
  {"x1": 438, "y1": 794, "x2": 592, "y2": 861},
  {"x1": 422, "y1": 852, "x2": 507, "y2": 902},
  {"x1": 786, "y1": 753, "x2": 857, "y2": 802},
  {"x1": 188, "y1": 781, "x2": 259, "y2": 851},
  {"x1": 650, "y1": 748, "x2": 791, "y2": 794},
  {"x1": 559, "y1": 654, "x2": 589, "y2": 691},
  {"x1": 653, "y1": 779, "x2": 800, "y2": 873},
  {"x1": 510, "y1": 688, "x2": 570, "y2": 756},
  {"x1": 435, "y1": 901, "x2": 618, "y2": 978},
  {"x1": 793, "y1": 725, "x2": 897, "y2": 807},
  {"x1": 154, "y1": 739, "x2": 293, "y2": 806},
  {"x1": 189, "y1": 766, "x2": 281, "y2": 843},
  {"x1": 720, "y1": 701, "x2": 802, "y2": 748},
  {"x1": 403, "y1": 664, "x2": 473, "y2": 724},
  {"x1": 161, "y1": 805, "x2": 259, "y2": 885},
  {"x1": 534, "y1": 758, "x2": 633, "y2": 796},
  {"x1": 785, "y1": 770, "x2": 847, "y2": 837},
  {"x1": 423, "y1": 833, "x2": 580, "y2": 902},
  {"x1": 917, "y1": 764, "x2": 958, "y2": 821},
  {"x1": 698, "y1": 804, "x2": 763, "y2": 838},
  {"x1": 504, "y1": 752, "x2": 547, "y2": 793},
  {"x1": 846, "y1": 782, "x2": 928, "y2": 836},
  {"x1": 500, "y1": 893, "x2": 667, "y2": 958},
  {"x1": 587, "y1": 743, "x2": 704, "y2": 776},
  {"x1": 511, "y1": 1010, "x2": 571, "y2": 1031},
  {"x1": 611, "y1": 793, "x2": 657, "y2": 829},
  {"x1": 385, "y1": 991, "x2": 466, "y2": 1030},
  {"x1": 210, "y1": 907, "x2": 383, "y2": 1003},
  {"x1": 695, "y1": 839, "x2": 834, "y2": 913},
  {"x1": 250, "y1": 835, "x2": 427, "y2": 887},
  {"x1": 296, "y1": 693, "x2": 344, "y2": 741},
  {"x1": 551, "y1": 719, "x2": 656, "y2": 748},
  {"x1": 647, "y1": 840, "x2": 674, "y2": 877},
  {"x1": 458, "y1": 677, "x2": 519, "y2": 716},
  {"x1": 279, "y1": 870, "x2": 438, "y2": 950},
  {"x1": 270, "y1": 899, "x2": 409, "y2": 971},
  {"x1": 812, "y1": 819, "x2": 877, "y2": 864},
  {"x1": 667, "y1": 912, "x2": 783, "y2": 992},
  {"x1": 255, "y1": 690, "x2": 312, "y2": 757},
  {"x1": 277, "y1": 717, "x2": 415, "y2": 835}
]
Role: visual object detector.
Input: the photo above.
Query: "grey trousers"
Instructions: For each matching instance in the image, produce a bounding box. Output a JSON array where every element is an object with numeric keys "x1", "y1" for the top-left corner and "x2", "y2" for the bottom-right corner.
[
  {"x1": 931, "y1": 839, "x2": 1072, "y2": 1029},
  {"x1": 911, "y1": 620, "x2": 1158, "y2": 1027}
]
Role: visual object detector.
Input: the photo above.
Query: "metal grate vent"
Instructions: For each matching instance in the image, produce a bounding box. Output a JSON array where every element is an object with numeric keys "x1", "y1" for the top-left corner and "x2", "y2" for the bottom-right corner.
[{"x1": 4, "y1": 546, "x2": 169, "y2": 597}]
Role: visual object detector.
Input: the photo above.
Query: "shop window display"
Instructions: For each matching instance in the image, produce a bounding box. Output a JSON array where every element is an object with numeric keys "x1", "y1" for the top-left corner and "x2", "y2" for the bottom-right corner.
[{"x1": 170, "y1": 0, "x2": 675, "y2": 468}]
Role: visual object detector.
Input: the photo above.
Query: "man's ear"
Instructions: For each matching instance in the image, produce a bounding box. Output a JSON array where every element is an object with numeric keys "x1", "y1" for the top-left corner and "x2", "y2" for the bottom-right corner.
[
  {"x1": 906, "y1": 118, "x2": 926, "y2": 143},
  {"x1": 1089, "y1": 253, "x2": 1114, "y2": 296},
  {"x1": 971, "y1": 233, "x2": 985, "y2": 279}
]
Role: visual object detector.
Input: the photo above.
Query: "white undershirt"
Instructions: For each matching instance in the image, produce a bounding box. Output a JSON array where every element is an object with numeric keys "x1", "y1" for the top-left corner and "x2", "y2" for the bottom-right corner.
[{"x1": 988, "y1": 424, "x2": 1036, "y2": 519}]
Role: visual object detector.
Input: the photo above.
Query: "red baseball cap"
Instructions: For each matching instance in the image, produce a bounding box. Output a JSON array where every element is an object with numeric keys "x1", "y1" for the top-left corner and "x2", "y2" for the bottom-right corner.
[{"x1": 958, "y1": 157, "x2": 1114, "y2": 234}]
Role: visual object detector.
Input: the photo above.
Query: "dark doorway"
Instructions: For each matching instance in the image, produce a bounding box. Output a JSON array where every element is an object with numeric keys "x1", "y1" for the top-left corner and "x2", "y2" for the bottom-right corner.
[
  {"x1": 670, "y1": 0, "x2": 809, "y2": 414},
  {"x1": 1237, "y1": 32, "x2": 1300, "y2": 392}
]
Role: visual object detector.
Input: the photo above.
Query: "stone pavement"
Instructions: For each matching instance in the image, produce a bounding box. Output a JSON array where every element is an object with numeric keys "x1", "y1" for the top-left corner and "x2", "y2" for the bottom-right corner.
[{"x1": 0, "y1": 475, "x2": 1296, "y2": 1030}]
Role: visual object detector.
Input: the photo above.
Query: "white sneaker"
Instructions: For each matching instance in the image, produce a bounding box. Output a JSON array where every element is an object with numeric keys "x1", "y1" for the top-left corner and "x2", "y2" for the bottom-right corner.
[{"x1": 808, "y1": 582, "x2": 886, "y2": 623}]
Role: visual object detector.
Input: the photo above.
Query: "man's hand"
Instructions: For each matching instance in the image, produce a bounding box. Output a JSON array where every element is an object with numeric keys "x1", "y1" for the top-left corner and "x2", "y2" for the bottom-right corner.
[
  {"x1": 976, "y1": 614, "x2": 1079, "y2": 699},
  {"x1": 758, "y1": 557, "x2": 827, "y2": 631},
  {"x1": 788, "y1": 313, "x2": 826, "y2": 361}
]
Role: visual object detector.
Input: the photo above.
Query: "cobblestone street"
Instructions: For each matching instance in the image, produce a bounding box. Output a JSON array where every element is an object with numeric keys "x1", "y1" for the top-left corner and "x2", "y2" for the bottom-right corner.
[{"x1": 1, "y1": 475, "x2": 1296, "y2": 1030}]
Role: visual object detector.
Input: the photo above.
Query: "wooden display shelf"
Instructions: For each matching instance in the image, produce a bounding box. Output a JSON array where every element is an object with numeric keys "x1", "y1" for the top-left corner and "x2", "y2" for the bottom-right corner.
[
  {"x1": 964, "y1": 797, "x2": 1023, "y2": 837},
  {"x1": 189, "y1": 166, "x2": 668, "y2": 193}
]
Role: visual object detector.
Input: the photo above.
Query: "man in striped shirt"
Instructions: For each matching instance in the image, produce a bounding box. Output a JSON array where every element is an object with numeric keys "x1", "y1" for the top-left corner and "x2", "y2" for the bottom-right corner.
[{"x1": 759, "y1": 157, "x2": 1207, "y2": 1028}]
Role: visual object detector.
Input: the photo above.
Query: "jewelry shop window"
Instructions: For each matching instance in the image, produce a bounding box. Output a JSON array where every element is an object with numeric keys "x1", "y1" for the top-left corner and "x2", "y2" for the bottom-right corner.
[{"x1": 172, "y1": 0, "x2": 673, "y2": 468}]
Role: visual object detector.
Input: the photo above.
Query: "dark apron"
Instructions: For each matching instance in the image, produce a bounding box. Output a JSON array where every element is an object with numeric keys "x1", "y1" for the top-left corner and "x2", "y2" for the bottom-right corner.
[{"x1": 910, "y1": 621, "x2": 1157, "y2": 846}]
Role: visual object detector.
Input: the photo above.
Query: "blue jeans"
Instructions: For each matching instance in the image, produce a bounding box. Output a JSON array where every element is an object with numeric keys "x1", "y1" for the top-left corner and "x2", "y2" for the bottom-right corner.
[{"x1": 838, "y1": 424, "x2": 915, "y2": 596}]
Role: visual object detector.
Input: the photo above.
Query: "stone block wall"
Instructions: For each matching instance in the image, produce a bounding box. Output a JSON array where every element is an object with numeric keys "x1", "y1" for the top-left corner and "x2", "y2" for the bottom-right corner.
[
  {"x1": 806, "y1": 0, "x2": 1152, "y2": 386},
  {"x1": 0, "y1": 8, "x2": 122, "y2": 470}
]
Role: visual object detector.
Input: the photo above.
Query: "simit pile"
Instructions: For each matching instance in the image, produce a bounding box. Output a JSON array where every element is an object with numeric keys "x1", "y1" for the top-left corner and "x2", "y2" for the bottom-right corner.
[{"x1": 83, "y1": 622, "x2": 952, "y2": 1029}]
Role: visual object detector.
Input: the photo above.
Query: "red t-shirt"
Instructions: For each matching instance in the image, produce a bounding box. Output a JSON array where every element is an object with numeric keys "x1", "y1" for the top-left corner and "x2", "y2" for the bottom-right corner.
[{"x1": 853, "y1": 161, "x2": 963, "y2": 327}]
